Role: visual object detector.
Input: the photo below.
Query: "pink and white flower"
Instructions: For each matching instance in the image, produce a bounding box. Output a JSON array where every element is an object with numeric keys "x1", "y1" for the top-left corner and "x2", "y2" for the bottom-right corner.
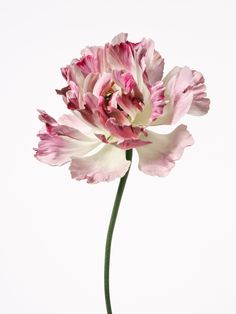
[{"x1": 35, "y1": 33, "x2": 210, "y2": 183}]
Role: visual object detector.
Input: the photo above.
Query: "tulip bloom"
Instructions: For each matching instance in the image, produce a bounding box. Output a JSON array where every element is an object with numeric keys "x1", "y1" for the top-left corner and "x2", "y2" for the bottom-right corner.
[
  {"x1": 35, "y1": 33, "x2": 209, "y2": 183},
  {"x1": 34, "y1": 33, "x2": 210, "y2": 314}
]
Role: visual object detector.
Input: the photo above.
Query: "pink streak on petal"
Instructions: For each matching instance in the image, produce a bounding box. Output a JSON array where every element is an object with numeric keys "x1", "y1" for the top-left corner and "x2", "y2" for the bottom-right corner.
[
  {"x1": 35, "y1": 111, "x2": 100, "y2": 166},
  {"x1": 80, "y1": 93, "x2": 103, "y2": 127},
  {"x1": 83, "y1": 93, "x2": 98, "y2": 113},
  {"x1": 58, "y1": 113, "x2": 92, "y2": 134},
  {"x1": 188, "y1": 98, "x2": 210, "y2": 116},
  {"x1": 111, "y1": 33, "x2": 128, "y2": 45},
  {"x1": 158, "y1": 66, "x2": 210, "y2": 125},
  {"x1": 188, "y1": 70, "x2": 210, "y2": 115},
  {"x1": 116, "y1": 139, "x2": 151, "y2": 149},
  {"x1": 80, "y1": 46, "x2": 105, "y2": 73},
  {"x1": 76, "y1": 55, "x2": 100, "y2": 76},
  {"x1": 38, "y1": 110, "x2": 57, "y2": 126},
  {"x1": 132, "y1": 38, "x2": 164, "y2": 84},
  {"x1": 105, "y1": 118, "x2": 141, "y2": 139},
  {"x1": 116, "y1": 94, "x2": 143, "y2": 120},
  {"x1": 93, "y1": 73, "x2": 113, "y2": 97},
  {"x1": 35, "y1": 133, "x2": 71, "y2": 166},
  {"x1": 95, "y1": 134, "x2": 109, "y2": 143},
  {"x1": 112, "y1": 70, "x2": 135, "y2": 93},
  {"x1": 106, "y1": 42, "x2": 132, "y2": 71},
  {"x1": 142, "y1": 39, "x2": 164, "y2": 84},
  {"x1": 149, "y1": 81, "x2": 166, "y2": 122},
  {"x1": 105, "y1": 106, "x2": 130, "y2": 125}
]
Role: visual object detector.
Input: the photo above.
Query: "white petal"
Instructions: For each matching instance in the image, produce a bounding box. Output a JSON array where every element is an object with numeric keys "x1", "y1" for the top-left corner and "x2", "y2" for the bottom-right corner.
[
  {"x1": 70, "y1": 144, "x2": 130, "y2": 183},
  {"x1": 136, "y1": 125, "x2": 194, "y2": 176}
]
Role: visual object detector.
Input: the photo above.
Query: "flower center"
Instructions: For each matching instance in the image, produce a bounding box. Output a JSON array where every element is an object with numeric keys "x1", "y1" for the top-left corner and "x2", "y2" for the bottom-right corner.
[{"x1": 105, "y1": 92, "x2": 112, "y2": 103}]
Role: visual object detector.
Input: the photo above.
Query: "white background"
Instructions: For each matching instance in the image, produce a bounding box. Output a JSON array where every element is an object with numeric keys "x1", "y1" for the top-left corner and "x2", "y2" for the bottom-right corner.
[{"x1": 0, "y1": 0, "x2": 236, "y2": 313}]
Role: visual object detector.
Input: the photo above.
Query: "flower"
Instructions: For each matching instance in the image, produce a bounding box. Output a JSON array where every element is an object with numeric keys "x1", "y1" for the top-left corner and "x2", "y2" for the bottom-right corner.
[{"x1": 34, "y1": 33, "x2": 210, "y2": 183}]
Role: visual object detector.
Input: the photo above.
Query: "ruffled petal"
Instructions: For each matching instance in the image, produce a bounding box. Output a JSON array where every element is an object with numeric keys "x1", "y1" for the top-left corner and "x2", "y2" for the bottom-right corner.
[
  {"x1": 188, "y1": 97, "x2": 210, "y2": 115},
  {"x1": 145, "y1": 50, "x2": 164, "y2": 84},
  {"x1": 83, "y1": 73, "x2": 100, "y2": 93},
  {"x1": 35, "y1": 132, "x2": 100, "y2": 166},
  {"x1": 76, "y1": 55, "x2": 100, "y2": 76},
  {"x1": 140, "y1": 39, "x2": 164, "y2": 84},
  {"x1": 93, "y1": 73, "x2": 112, "y2": 97},
  {"x1": 136, "y1": 125, "x2": 194, "y2": 176},
  {"x1": 105, "y1": 118, "x2": 142, "y2": 139},
  {"x1": 111, "y1": 33, "x2": 128, "y2": 45},
  {"x1": 149, "y1": 81, "x2": 166, "y2": 122},
  {"x1": 34, "y1": 111, "x2": 100, "y2": 166},
  {"x1": 105, "y1": 106, "x2": 130, "y2": 125},
  {"x1": 64, "y1": 59, "x2": 85, "y2": 87},
  {"x1": 115, "y1": 94, "x2": 143, "y2": 121},
  {"x1": 80, "y1": 93, "x2": 105, "y2": 130},
  {"x1": 105, "y1": 41, "x2": 132, "y2": 71},
  {"x1": 112, "y1": 70, "x2": 136, "y2": 93},
  {"x1": 155, "y1": 66, "x2": 210, "y2": 125},
  {"x1": 69, "y1": 144, "x2": 130, "y2": 183},
  {"x1": 159, "y1": 66, "x2": 194, "y2": 125},
  {"x1": 58, "y1": 112, "x2": 93, "y2": 135},
  {"x1": 188, "y1": 70, "x2": 210, "y2": 116},
  {"x1": 80, "y1": 46, "x2": 105, "y2": 73}
]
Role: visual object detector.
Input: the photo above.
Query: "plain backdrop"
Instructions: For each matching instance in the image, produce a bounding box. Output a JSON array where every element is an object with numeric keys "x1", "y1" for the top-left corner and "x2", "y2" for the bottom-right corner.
[{"x1": 0, "y1": 0, "x2": 236, "y2": 313}]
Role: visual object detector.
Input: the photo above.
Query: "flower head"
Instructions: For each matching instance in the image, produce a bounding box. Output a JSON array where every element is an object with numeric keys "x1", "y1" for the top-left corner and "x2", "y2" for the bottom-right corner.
[{"x1": 34, "y1": 33, "x2": 210, "y2": 183}]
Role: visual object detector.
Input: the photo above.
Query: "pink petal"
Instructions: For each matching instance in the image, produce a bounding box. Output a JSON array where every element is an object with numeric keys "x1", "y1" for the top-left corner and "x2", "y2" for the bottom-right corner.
[
  {"x1": 70, "y1": 144, "x2": 130, "y2": 183},
  {"x1": 112, "y1": 70, "x2": 135, "y2": 93},
  {"x1": 116, "y1": 139, "x2": 151, "y2": 149},
  {"x1": 136, "y1": 125, "x2": 194, "y2": 176},
  {"x1": 140, "y1": 39, "x2": 164, "y2": 84},
  {"x1": 38, "y1": 110, "x2": 57, "y2": 126},
  {"x1": 35, "y1": 132, "x2": 99, "y2": 166},
  {"x1": 188, "y1": 97, "x2": 210, "y2": 115},
  {"x1": 57, "y1": 62, "x2": 85, "y2": 110},
  {"x1": 83, "y1": 73, "x2": 100, "y2": 93},
  {"x1": 39, "y1": 110, "x2": 93, "y2": 142},
  {"x1": 105, "y1": 105, "x2": 130, "y2": 125},
  {"x1": 58, "y1": 113, "x2": 95, "y2": 135},
  {"x1": 188, "y1": 70, "x2": 210, "y2": 116},
  {"x1": 81, "y1": 46, "x2": 103, "y2": 57},
  {"x1": 93, "y1": 73, "x2": 112, "y2": 97},
  {"x1": 145, "y1": 50, "x2": 164, "y2": 84},
  {"x1": 105, "y1": 41, "x2": 132, "y2": 71},
  {"x1": 81, "y1": 46, "x2": 105, "y2": 73},
  {"x1": 116, "y1": 94, "x2": 143, "y2": 121},
  {"x1": 80, "y1": 93, "x2": 102, "y2": 127},
  {"x1": 105, "y1": 118, "x2": 142, "y2": 139},
  {"x1": 35, "y1": 111, "x2": 100, "y2": 166},
  {"x1": 83, "y1": 93, "x2": 98, "y2": 113},
  {"x1": 149, "y1": 81, "x2": 166, "y2": 122},
  {"x1": 65, "y1": 59, "x2": 85, "y2": 86},
  {"x1": 59, "y1": 80, "x2": 80, "y2": 110},
  {"x1": 131, "y1": 38, "x2": 164, "y2": 85},
  {"x1": 35, "y1": 133, "x2": 72, "y2": 166},
  {"x1": 161, "y1": 67, "x2": 194, "y2": 124},
  {"x1": 156, "y1": 66, "x2": 210, "y2": 125},
  {"x1": 76, "y1": 55, "x2": 100, "y2": 76},
  {"x1": 111, "y1": 33, "x2": 128, "y2": 45}
]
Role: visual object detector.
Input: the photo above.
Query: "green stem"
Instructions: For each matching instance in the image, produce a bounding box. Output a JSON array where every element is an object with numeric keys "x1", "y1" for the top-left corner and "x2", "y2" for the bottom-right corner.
[{"x1": 104, "y1": 149, "x2": 133, "y2": 314}]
